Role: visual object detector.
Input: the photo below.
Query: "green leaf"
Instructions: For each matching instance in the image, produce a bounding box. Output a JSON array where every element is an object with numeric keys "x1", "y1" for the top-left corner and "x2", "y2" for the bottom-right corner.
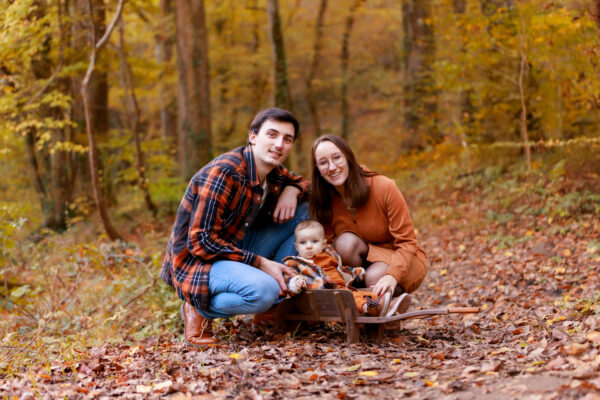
[
  {"x1": 10, "y1": 285, "x2": 30, "y2": 298},
  {"x1": 550, "y1": 159, "x2": 566, "y2": 178},
  {"x1": 347, "y1": 364, "x2": 361, "y2": 372}
]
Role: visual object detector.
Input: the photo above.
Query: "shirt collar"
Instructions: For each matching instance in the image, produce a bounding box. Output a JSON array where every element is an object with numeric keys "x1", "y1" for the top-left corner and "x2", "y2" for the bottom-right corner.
[{"x1": 242, "y1": 145, "x2": 261, "y2": 189}]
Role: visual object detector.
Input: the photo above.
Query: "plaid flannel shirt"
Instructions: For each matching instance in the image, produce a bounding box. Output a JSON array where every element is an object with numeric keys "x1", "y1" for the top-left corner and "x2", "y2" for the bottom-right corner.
[{"x1": 160, "y1": 146, "x2": 310, "y2": 312}]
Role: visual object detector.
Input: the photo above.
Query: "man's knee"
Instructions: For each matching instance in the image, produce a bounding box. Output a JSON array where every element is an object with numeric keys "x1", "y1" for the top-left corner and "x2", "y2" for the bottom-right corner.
[{"x1": 247, "y1": 277, "x2": 280, "y2": 314}]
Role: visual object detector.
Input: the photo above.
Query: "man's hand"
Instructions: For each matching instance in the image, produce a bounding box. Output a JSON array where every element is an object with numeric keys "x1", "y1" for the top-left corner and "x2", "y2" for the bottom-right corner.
[
  {"x1": 259, "y1": 258, "x2": 298, "y2": 295},
  {"x1": 371, "y1": 274, "x2": 397, "y2": 297},
  {"x1": 273, "y1": 186, "x2": 300, "y2": 223}
]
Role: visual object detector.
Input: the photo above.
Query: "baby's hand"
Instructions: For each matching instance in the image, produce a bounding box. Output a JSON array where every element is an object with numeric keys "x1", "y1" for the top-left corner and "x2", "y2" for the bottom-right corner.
[
  {"x1": 287, "y1": 276, "x2": 307, "y2": 295},
  {"x1": 354, "y1": 267, "x2": 366, "y2": 281}
]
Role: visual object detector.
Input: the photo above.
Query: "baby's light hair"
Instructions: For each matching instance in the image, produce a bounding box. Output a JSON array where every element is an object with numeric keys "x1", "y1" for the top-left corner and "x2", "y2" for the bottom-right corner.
[{"x1": 294, "y1": 220, "x2": 325, "y2": 238}]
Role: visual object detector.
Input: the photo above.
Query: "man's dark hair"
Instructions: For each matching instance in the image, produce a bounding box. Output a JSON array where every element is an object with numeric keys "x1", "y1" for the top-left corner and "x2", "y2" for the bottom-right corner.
[{"x1": 249, "y1": 107, "x2": 300, "y2": 140}]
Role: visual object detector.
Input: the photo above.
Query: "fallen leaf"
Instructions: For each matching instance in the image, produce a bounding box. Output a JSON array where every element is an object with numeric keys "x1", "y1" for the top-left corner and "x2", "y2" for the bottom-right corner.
[
  {"x1": 359, "y1": 371, "x2": 378, "y2": 377},
  {"x1": 347, "y1": 364, "x2": 361, "y2": 371},
  {"x1": 546, "y1": 356, "x2": 566, "y2": 370},
  {"x1": 586, "y1": 331, "x2": 600, "y2": 343},
  {"x1": 490, "y1": 347, "x2": 513, "y2": 355},
  {"x1": 563, "y1": 342, "x2": 589, "y2": 355},
  {"x1": 136, "y1": 385, "x2": 152, "y2": 394},
  {"x1": 155, "y1": 380, "x2": 172, "y2": 390},
  {"x1": 461, "y1": 366, "x2": 479, "y2": 377}
]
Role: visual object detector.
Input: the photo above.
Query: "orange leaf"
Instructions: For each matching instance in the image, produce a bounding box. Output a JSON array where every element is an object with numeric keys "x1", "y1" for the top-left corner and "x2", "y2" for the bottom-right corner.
[
  {"x1": 563, "y1": 343, "x2": 589, "y2": 355},
  {"x1": 586, "y1": 331, "x2": 600, "y2": 343}
]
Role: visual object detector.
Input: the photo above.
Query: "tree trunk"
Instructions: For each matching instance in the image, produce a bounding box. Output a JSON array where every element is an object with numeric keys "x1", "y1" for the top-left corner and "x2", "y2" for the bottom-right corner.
[
  {"x1": 447, "y1": 0, "x2": 469, "y2": 146},
  {"x1": 250, "y1": 0, "x2": 261, "y2": 53},
  {"x1": 117, "y1": 21, "x2": 158, "y2": 216},
  {"x1": 402, "y1": 0, "x2": 437, "y2": 150},
  {"x1": 452, "y1": 0, "x2": 466, "y2": 13},
  {"x1": 24, "y1": 130, "x2": 47, "y2": 212},
  {"x1": 49, "y1": 120, "x2": 71, "y2": 230},
  {"x1": 175, "y1": 0, "x2": 212, "y2": 179},
  {"x1": 88, "y1": 0, "x2": 115, "y2": 206},
  {"x1": 246, "y1": 0, "x2": 270, "y2": 120},
  {"x1": 266, "y1": 0, "x2": 293, "y2": 111},
  {"x1": 157, "y1": 0, "x2": 176, "y2": 144},
  {"x1": 480, "y1": 0, "x2": 514, "y2": 16},
  {"x1": 266, "y1": 0, "x2": 305, "y2": 173},
  {"x1": 27, "y1": 0, "x2": 71, "y2": 231},
  {"x1": 340, "y1": 0, "x2": 363, "y2": 140},
  {"x1": 518, "y1": 16, "x2": 531, "y2": 173},
  {"x1": 81, "y1": 0, "x2": 125, "y2": 241},
  {"x1": 306, "y1": 0, "x2": 327, "y2": 138}
]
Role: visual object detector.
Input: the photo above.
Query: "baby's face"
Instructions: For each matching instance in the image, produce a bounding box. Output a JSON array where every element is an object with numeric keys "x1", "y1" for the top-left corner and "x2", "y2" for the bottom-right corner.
[{"x1": 294, "y1": 228, "x2": 326, "y2": 259}]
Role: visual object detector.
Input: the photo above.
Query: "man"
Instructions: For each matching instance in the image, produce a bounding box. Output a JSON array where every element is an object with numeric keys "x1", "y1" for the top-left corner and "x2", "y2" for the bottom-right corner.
[{"x1": 161, "y1": 108, "x2": 310, "y2": 346}]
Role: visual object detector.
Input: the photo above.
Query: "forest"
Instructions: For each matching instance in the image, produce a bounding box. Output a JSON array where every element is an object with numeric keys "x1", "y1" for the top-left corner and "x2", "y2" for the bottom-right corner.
[{"x1": 1, "y1": 0, "x2": 599, "y2": 398}]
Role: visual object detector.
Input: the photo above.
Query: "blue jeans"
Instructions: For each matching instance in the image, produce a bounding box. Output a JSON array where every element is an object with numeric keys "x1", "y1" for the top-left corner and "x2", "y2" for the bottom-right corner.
[{"x1": 196, "y1": 202, "x2": 309, "y2": 319}]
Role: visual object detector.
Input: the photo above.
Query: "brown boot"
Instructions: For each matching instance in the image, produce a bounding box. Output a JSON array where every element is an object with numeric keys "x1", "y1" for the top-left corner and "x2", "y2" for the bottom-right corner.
[
  {"x1": 180, "y1": 303, "x2": 218, "y2": 347},
  {"x1": 252, "y1": 303, "x2": 281, "y2": 326}
]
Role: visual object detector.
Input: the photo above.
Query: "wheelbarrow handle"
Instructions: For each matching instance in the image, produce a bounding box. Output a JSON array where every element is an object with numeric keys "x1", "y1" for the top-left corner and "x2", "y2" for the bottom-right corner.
[{"x1": 447, "y1": 306, "x2": 479, "y2": 313}]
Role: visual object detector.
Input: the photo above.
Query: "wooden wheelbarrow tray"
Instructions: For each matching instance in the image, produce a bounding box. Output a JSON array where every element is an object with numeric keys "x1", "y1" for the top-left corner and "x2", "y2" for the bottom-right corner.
[{"x1": 273, "y1": 289, "x2": 479, "y2": 344}]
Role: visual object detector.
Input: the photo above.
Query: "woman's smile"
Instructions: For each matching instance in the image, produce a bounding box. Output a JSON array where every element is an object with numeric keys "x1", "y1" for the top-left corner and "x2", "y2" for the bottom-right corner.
[{"x1": 314, "y1": 141, "x2": 350, "y2": 190}]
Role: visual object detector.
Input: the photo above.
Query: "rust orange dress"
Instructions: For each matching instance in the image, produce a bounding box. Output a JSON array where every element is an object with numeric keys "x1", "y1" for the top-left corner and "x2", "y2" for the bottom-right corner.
[{"x1": 323, "y1": 173, "x2": 427, "y2": 293}]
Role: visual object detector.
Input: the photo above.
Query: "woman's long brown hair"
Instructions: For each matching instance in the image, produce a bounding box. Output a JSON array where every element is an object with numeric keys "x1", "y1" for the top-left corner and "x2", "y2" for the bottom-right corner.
[{"x1": 309, "y1": 135, "x2": 377, "y2": 224}]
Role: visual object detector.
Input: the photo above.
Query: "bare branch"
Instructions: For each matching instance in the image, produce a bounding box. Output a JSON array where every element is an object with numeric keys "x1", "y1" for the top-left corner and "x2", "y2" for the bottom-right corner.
[
  {"x1": 95, "y1": 0, "x2": 125, "y2": 50},
  {"x1": 81, "y1": 0, "x2": 125, "y2": 241}
]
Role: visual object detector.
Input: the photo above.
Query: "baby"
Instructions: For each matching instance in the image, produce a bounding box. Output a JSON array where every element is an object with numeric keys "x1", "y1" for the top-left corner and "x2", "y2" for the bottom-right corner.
[{"x1": 283, "y1": 220, "x2": 411, "y2": 317}]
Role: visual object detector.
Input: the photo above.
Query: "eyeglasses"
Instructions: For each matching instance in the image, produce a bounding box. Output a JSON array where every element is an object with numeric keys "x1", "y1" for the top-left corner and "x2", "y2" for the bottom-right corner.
[{"x1": 316, "y1": 153, "x2": 345, "y2": 171}]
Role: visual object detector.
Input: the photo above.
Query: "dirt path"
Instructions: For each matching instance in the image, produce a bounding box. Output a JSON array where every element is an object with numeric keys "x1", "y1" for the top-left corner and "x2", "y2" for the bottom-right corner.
[{"x1": 2, "y1": 205, "x2": 599, "y2": 399}]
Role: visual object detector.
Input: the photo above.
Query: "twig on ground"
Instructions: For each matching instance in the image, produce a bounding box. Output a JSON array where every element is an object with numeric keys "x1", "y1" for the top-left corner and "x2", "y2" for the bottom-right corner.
[{"x1": 4, "y1": 271, "x2": 82, "y2": 363}]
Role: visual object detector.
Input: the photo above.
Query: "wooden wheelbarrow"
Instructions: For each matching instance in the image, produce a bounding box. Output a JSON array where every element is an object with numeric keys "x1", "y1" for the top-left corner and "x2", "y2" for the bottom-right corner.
[{"x1": 272, "y1": 289, "x2": 479, "y2": 344}]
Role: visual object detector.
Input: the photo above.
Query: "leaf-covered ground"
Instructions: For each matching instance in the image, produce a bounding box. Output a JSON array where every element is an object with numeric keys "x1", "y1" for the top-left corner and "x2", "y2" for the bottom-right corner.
[{"x1": 2, "y1": 174, "x2": 600, "y2": 399}]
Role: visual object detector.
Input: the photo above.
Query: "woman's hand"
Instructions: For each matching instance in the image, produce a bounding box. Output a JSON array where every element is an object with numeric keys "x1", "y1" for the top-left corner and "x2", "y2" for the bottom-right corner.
[
  {"x1": 371, "y1": 274, "x2": 397, "y2": 297},
  {"x1": 273, "y1": 186, "x2": 300, "y2": 223}
]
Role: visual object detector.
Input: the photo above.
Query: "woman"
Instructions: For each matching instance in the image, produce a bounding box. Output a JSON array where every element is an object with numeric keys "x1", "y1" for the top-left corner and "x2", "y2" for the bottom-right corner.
[{"x1": 310, "y1": 135, "x2": 427, "y2": 297}]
